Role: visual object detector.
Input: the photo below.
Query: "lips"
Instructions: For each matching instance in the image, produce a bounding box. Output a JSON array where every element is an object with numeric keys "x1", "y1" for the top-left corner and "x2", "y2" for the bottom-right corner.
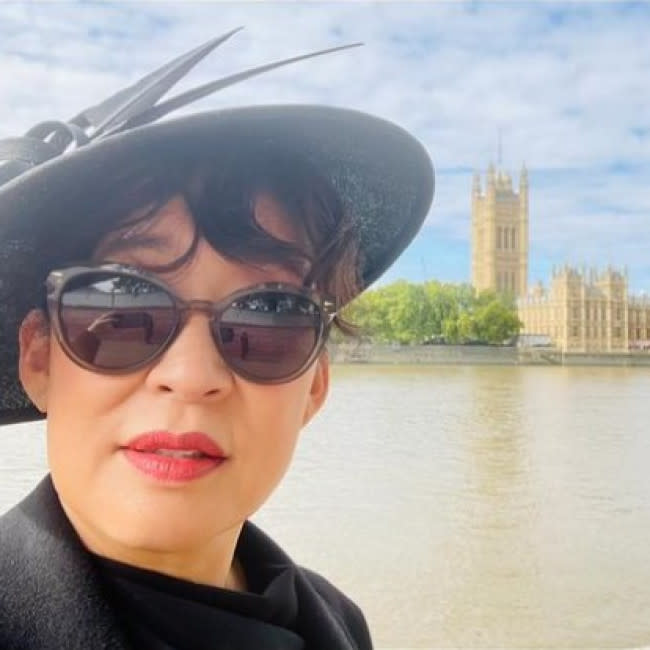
[{"x1": 122, "y1": 431, "x2": 226, "y2": 482}]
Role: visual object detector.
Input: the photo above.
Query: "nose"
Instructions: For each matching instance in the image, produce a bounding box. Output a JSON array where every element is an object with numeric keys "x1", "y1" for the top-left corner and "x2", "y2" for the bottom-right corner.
[{"x1": 145, "y1": 312, "x2": 234, "y2": 403}]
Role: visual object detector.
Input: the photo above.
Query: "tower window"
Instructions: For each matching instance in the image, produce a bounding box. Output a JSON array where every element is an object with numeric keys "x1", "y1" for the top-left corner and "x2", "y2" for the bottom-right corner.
[
  {"x1": 504, "y1": 229, "x2": 509, "y2": 249},
  {"x1": 511, "y1": 228, "x2": 517, "y2": 250},
  {"x1": 497, "y1": 227, "x2": 502, "y2": 250}
]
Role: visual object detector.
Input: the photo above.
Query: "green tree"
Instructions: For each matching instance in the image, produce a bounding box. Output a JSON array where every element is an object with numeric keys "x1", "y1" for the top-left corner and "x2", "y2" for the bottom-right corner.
[
  {"x1": 472, "y1": 299, "x2": 522, "y2": 343},
  {"x1": 423, "y1": 281, "x2": 458, "y2": 335},
  {"x1": 340, "y1": 280, "x2": 521, "y2": 345}
]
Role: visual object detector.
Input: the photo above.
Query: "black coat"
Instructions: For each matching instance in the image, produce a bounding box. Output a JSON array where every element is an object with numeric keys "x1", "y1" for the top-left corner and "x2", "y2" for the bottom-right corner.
[{"x1": 0, "y1": 476, "x2": 372, "y2": 650}]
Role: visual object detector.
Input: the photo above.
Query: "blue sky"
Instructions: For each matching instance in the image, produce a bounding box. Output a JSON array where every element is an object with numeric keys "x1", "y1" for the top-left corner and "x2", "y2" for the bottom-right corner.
[{"x1": 1, "y1": 2, "x2": 648, "y2": 292}]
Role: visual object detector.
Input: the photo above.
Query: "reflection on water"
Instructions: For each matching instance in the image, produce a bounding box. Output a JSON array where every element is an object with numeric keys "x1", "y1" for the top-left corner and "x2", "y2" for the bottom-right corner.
[
  {"x1": 2, "y1": 365, "x2": 650, "y2": 648},
  {"x1": 439, "y1": 369, "x2": 545, "y2": 646}
]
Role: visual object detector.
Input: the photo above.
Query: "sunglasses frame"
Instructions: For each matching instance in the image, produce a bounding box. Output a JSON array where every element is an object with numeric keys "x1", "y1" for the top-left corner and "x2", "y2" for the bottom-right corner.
[{"x1": 45, "y1": 263, "x2": 337, "y2": 384}]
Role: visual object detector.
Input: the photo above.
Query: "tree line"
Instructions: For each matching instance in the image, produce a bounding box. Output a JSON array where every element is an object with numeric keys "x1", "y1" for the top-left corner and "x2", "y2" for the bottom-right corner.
[{"x1": 338, "y1": 280, "x2": 523, "y2": 345}]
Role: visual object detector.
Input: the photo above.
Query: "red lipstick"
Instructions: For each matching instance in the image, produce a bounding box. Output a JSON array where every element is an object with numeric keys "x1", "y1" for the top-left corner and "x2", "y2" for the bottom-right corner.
[{"x1": 122, "y1": 432, "x2": 226, "y2": 482}]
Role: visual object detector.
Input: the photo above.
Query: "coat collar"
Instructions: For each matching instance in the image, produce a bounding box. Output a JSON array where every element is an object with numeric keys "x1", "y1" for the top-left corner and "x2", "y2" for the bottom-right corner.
[
  {"x1": 0, "y1": 475, "x2": 130, "y2": 649},
  {"x1": 0, "y1": 476, "x2": 367, "y2": 649}
]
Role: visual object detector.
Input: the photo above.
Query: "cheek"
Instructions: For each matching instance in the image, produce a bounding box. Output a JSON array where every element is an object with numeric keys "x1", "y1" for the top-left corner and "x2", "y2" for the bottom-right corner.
[
  {"x1": 232, "y1": 378, "x2": 313, "y2": 499},
  {"x1": 45, "y1": 340, "x2": 148, "y2": 531},
  {"x1": 239, "y1": 378, "x2": 311, "y2": 444},
  {"x1": 46, "y1": 340, "x2": 137, "y2": 462}
]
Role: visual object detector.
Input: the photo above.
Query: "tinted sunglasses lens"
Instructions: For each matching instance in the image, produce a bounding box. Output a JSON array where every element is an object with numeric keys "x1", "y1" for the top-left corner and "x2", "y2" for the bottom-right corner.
[
  {"x1": 216, "y1": 290, "x2": 322, "y2": 381},
  {"x1": 58, "y1": 272, "x2": 176, "y2": 370}
]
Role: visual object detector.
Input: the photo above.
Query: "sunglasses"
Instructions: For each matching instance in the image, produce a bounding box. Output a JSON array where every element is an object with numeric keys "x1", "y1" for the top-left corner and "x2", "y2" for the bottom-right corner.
[{"x1": 45, "y1": 264, "x2": 336, "y2": 384}]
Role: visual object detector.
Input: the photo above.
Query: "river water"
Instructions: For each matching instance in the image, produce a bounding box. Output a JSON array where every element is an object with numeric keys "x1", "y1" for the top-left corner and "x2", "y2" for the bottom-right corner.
[{"x1": 2, "y1": 364, "x2": 650, "y2": 649}]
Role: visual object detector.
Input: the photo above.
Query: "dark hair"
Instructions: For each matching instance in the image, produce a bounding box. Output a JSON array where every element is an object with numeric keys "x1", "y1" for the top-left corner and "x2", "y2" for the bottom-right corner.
[{"x1": 40, "y1": 142, "x2": 360, "y2": 334}]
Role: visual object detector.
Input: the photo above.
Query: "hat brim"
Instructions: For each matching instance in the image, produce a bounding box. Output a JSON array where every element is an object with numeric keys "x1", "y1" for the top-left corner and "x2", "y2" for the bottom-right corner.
[{"x1": 0, "y1": 105, "x2": 434, "y2": 424}]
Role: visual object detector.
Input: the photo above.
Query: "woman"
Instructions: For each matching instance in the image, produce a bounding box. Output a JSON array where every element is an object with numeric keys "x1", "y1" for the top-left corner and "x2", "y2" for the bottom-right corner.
[{"x1": 0, "y1": 30, "x2": 433, "y2": 649}]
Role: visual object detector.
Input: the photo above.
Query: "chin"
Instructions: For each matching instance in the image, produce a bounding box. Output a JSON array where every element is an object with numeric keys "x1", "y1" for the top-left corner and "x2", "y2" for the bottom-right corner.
[{"x1": 107, "y1": 513, "x2": 219, "y2": 554}]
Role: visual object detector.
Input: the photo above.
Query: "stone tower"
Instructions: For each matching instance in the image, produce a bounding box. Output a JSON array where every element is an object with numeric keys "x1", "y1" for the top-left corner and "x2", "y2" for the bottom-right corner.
[{"x1": 471, "y1": 163, "x2": 529, "y2": 297}]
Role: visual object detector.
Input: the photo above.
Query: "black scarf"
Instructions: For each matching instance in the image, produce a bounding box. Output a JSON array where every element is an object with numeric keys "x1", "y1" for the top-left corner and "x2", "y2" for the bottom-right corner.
[{"x1": 0, "y1": 476, "x2": 372, "y2": 650}]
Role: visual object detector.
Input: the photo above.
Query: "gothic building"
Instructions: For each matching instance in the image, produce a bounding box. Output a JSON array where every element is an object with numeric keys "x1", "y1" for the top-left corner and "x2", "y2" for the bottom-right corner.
[
  {"x1": 470, "y1": 164, "x2": 650, "y2": 352},
  {"x1": 517, "y1": 266, "x2": 650, "y2": 352},
  {"x1": 471, "y1": 163, "x2": 528, "y2": 297},
  {"x1": 518, "y1": 266, "x2": 629, "y2": 352}
]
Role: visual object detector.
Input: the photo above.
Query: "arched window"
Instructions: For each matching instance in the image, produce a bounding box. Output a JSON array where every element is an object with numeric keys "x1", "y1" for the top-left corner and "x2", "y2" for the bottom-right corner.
[
  {"x1": 497, "y1": 227, "x2": 502, "y2": 250},
  {"x1": 511, "y1": 228, "x2": 516, "y2": 250},
  {"x1": 504, "y1": 228, "x2": 509, "y2": 249}
]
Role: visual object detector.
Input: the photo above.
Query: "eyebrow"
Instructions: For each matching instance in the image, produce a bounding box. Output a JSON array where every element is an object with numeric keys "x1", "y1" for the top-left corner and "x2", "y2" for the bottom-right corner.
[{"x1": 94, "y1": 233, "x2": 175, "y2": 260}]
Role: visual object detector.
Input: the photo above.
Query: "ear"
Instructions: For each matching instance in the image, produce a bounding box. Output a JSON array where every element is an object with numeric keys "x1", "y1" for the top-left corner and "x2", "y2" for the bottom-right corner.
[
  {"x1": 301, "y1": 349, "x2": 330, "y2": 427},
  {"x1": 18, "y1": 309, "x2": 51, "y2": 413}
]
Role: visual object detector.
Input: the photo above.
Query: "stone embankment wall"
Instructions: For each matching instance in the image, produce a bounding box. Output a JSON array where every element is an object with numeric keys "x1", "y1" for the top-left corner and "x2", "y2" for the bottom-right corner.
[{"x1": 327, "y1": 343, "x2": 650, "y2": 367}]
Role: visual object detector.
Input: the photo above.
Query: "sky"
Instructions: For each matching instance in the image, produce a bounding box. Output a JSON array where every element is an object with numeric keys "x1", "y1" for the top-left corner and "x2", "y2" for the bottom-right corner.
[{"x1": 1, "y1": 1, "x2": 649, "y2": 292}]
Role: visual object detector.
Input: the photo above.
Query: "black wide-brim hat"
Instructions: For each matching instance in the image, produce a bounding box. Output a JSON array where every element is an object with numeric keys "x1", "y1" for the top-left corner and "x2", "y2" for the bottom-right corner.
[{"x1": 0, "y1": 29, "x2": 434, "y2": 425}]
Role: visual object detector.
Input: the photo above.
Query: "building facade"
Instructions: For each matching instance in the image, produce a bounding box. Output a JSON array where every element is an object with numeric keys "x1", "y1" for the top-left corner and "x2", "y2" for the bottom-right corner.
[
  {"x1": 471, "y1": 164, "x2": 529, "y2": 297},
  {"x1": 517, "y1": 266, "x2": 650, "y2": 353},
  {"x1": 517, "y1": 266, "x2": 628, "y2": 352},
  {"x1": 626, "y1": 295, "x2": 650, "y2": 350}
]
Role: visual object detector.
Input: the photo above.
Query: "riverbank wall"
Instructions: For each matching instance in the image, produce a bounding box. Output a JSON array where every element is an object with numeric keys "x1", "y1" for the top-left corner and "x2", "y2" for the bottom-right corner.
[{"x1": 327, "y1": 343, "x2": 650, "y2": 367}]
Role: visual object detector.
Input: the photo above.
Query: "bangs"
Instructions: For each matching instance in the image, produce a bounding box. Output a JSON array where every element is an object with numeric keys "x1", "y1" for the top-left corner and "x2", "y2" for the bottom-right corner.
[
  {"x1": 186, "y1": 145, "x2": 323, "y2": 276},
  {"x1": 85, "y1": 143, "x2": 351, "y2": 284}
]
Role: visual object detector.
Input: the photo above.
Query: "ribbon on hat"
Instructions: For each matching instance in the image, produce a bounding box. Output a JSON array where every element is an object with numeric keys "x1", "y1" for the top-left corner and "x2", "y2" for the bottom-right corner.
[{"x1": 0, "y1": 28, "x2": 361, "y2": 187}]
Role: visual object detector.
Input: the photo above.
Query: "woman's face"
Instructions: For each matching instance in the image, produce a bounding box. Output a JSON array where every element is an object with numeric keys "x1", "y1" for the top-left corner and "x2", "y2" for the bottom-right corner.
[{"x1": 19, "y1": 194, "x2": 329, "y2": 560}]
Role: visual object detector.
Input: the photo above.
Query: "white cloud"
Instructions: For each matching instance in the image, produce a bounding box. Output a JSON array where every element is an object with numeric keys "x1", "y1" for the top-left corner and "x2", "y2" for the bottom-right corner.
[{"x1": 0, "y1": 1, "x2": 648, "y2": 288}]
